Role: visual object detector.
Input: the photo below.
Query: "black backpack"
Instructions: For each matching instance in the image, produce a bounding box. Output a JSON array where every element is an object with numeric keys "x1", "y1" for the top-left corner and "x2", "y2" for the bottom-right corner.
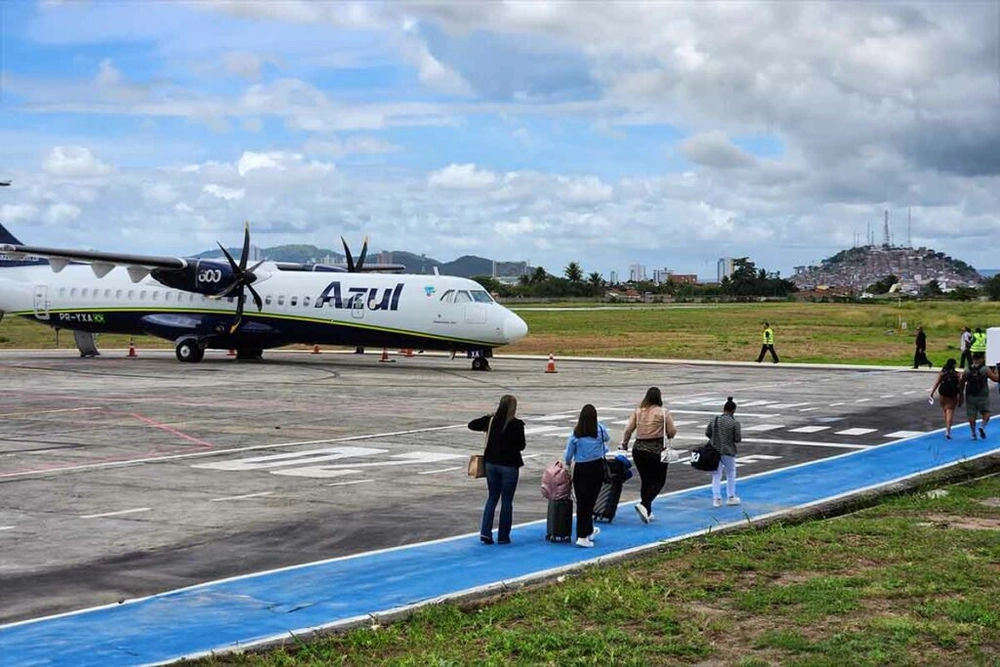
[
  {"x1": 939, "y1": 370, "x2": 960, "y2": 397},
  {"x1": 965, "y1": 366, "x2": 987, "y2": 393}
]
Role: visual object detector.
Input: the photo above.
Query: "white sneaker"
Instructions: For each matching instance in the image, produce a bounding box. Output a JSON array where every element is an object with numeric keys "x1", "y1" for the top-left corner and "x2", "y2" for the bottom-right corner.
[
  {"x1": 713, "y1": 498, "x2": 722, "y2": 508},
  {"x1": 589, "y1": 527, "x2": 600, "y2": 539},
  {"x1": 634, "y1": 504, "x2": 650, "y2": 524},
  {"x1": 647, "y1": 512, "x2": 655, "y2": 522},
  {"x1": 576, "y1": 537, "x2": 594, "y2": 548},
  {"x1": 727, "y1": 496, "x2": 741, "y2": 506}
]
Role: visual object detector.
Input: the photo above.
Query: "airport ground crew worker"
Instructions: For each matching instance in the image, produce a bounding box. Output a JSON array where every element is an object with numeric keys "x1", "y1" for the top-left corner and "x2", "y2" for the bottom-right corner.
[
  {"x1": 970, "y1": 328, "x2": 987, "y2": 355},
  {"x1": 756, "y1": 321, "x2": 779, "y2": 363}
]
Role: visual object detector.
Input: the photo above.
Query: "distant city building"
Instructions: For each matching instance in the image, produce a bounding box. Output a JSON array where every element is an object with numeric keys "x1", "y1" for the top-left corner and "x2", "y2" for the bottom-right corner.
[
  {"x1": 670, "y1": 274, "x2": 699, "y2": 284},
  {"x1": 717, "y1": 257, "x2": 734, "y2": 282},
  {"x1": 652, "y1": 268, "x2": 671, "y2": 284},
  {"x1": 609, "y1": 270, "x2": 618, "y2": 285},
  {"x1": 376, "y1": 251, "x2": 393, "y2": 265},
  {"x1": 249, "y1": 244, "x2": 263, "y2": 262},
  {"x1": 629, "y1": 263, "x2": 647, "y2": 282}
]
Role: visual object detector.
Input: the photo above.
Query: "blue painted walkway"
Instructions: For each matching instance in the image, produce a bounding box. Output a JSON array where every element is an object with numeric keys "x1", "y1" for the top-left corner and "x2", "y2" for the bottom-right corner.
[{"x1": 2, "y1": 430, "x2": 997, "y2": 667}]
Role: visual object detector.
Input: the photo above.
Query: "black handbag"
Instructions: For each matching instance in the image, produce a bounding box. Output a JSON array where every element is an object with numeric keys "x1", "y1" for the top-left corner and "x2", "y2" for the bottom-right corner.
[{"x1": 690, "y1": 417, "x2": 722, "y2": 471}]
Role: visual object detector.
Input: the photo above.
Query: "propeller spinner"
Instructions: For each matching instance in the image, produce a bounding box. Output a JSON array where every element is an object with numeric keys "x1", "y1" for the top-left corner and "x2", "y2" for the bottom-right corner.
[{"x1": 212, "y1": 222, "x2": 265, "y2": 334}]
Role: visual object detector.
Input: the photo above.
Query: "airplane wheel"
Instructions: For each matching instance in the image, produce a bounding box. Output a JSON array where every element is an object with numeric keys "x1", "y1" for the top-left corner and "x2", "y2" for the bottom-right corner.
[
  {"x1": 176, "y1": 339, "x2": 204, "y2": 363},
  {"x1": 471, "y1": 357, "x2": 490, "y2": 371}
]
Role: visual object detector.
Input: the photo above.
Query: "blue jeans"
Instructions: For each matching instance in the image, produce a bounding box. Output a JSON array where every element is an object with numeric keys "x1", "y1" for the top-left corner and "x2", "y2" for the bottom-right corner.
[{"x1": 480, "y1": 463, "x2": 519, "y2": 542}]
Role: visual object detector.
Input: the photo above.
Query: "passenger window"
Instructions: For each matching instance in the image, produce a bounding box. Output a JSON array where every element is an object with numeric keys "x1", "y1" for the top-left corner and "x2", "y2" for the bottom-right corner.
[
  {"x1": 128, "y1": 290, "x2": 134, "y2": 299},
  {"x1": 303, "y1": 296, "x2": 311, "y2": 307},
  {"x1": 104, "y1": 289, "x2": 111, "y2": 298},
  {"x1": 164, "y1": 292, "x2": 172, "y2": 302},
  {"x1": 59, "y1": 288, "x2": 66, "y2": 297},
  {"x1": 81, "y1": 288, "x2": 88, "y2": 297},
  {"x1": 71, "y1": 288, "x2": 78, "y2": 297},
  {"x1": 277, "y1": 295, "x2": 285, "y2": 306},
  {"x1": 152, "y1": 291, "x2": 159, "y2": 301},
  {"x1": 140, "y1": 290, "x2": 147, "y2": 299},
  {"x1": 439, "y1": 290, "x2": 455, "y2": 303},
  {"x1": 290, "y1": 296, "x2": 298, "y2": 306},
  {"x1": 455, "y1": 291, "x2": 472, "y2": 303},
  {"x1": 115, "y1": 289, "x2": 122, "y2": 298},
  {"x1": 265, "y1": 295, "x2": 273, "y2": 306}
]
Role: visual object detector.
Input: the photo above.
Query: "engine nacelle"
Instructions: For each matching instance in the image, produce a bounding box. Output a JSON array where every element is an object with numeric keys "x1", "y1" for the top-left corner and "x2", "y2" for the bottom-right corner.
[{"x1": 151, "y1": 260, "x2": 238, "y2": 295}]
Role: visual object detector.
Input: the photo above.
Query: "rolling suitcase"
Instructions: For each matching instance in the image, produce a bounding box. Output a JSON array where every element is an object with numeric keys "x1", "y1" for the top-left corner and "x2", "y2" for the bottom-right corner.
[
  {"x1": 593, "y1": 479, "x2": 623, "y2": 523},
  {"x1": 546, "y1": 498, "x2": 573, "y2": 542}
]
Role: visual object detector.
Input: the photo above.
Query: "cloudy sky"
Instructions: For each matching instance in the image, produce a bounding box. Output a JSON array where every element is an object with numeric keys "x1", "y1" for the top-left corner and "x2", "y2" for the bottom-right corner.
[{"x1": 1, "y1": 1, "x2": 999, "y2": 279}]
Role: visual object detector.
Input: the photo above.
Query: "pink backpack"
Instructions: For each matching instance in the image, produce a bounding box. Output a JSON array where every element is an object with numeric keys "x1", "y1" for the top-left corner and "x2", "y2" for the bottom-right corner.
[{"x1": 541, "y1": 460, "x2": 572, "y2": 500}]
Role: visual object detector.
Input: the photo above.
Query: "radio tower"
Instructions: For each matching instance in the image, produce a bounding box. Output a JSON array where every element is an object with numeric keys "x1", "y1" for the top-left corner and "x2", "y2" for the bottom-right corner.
[
  {"x1": 907, "y1": 208, "x2": 912, "y2": 248},
  {"x1": 883, "y1": 210, "x2": 890, "y2": 248}
]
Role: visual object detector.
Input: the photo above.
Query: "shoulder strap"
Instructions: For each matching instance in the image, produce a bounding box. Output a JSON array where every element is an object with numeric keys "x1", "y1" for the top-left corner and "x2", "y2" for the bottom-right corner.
[{"x1": 484, "y1": 416, "x2": 493, "y2": 453}]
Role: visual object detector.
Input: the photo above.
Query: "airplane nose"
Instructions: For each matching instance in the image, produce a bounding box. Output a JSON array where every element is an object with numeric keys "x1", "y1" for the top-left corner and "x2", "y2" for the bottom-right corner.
[{"x1": 503, "y1": 310, "x2": 528, "y2": 343}]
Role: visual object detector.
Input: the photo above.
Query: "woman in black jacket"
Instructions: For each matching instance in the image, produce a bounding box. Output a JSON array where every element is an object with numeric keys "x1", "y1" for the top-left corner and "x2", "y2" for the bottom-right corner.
[{"x1": 468, "y1": 394, "x2": 526, "y2": 545}]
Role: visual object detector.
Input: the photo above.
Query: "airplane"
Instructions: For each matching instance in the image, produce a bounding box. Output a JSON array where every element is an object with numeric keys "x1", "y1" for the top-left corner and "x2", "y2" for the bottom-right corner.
[
  {"x1": 0, "y1": 181, "x2": 11, "y2": 187},
  {"x1": 0, "y1": 223, "x2": 528, "y2": 369}
]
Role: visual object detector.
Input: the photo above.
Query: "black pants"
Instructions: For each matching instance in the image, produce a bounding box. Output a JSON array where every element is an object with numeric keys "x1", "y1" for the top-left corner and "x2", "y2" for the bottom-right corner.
[
  {"x1": 632, "y1": 447, "x2": 668, "y2": 513},
  {"x1": 913, "y1": 349, "x2": 931, "y2": 368},
  {"x1": 960, "y1": 349, "x2": 972, "y2": 369},
  {"x1": 572, "y1": 459, "x2": 604, "y2": 539},
  {"x1": 757, "y1": 344, "x2": 779, "y2": 363}
]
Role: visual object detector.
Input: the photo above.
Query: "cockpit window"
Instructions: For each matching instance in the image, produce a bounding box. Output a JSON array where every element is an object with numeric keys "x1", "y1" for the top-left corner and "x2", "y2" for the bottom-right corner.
[
  {"x1": 439, "y1": 289, "x2": 455, "y2": 303},
  {"x1": 455, "y1": 290, "x2": 472, "y2": 303},
  {"x1": 470, "y1": 290, "x2": 493, "y2": 303}
]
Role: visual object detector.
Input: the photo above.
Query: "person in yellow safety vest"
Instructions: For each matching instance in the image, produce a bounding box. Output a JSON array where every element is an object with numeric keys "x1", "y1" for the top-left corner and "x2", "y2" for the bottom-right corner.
[
  {"x1": 756, "y1": 321, "x2": 779, "y2": 363},
  {"x1": 970, "y1": 328, "x2": 987, "y2": 355}
]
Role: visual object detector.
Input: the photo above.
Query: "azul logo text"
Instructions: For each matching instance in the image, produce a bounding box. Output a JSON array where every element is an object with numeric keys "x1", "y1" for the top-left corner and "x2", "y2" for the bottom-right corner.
[{"x1": 315, "y1": 282, "x2": 404, "y2": 311}]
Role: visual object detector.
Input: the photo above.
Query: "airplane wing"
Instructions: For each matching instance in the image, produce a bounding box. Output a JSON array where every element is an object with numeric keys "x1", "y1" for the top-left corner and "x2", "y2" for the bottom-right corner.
[
  {"x1": 273, "y1": 261, "x2": 406, "y2": 274},
  {"x1": 0, "y1": 243, "x2": 187, "y2": 281}
]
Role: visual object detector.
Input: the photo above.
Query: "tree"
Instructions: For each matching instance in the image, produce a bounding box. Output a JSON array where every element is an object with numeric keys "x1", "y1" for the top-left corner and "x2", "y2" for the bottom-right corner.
[
  {"x1": 564, "y1": 261, "x2": 583, "y2": 283},
  {"x1": 587, "y1": 272, "x2": 604, "y2": 296},
  {"x1": 919, "y1": 280, "x2": 942, "y2": 298},
  {"x1": 867, "y1": 274, "x2": 900, "y2": 295},
  {"x1": 530, "y1": 266, "x2": 548, "y2": 285},
  {"x1": 984, "y1": 275, "x2": 1000, "y2": 301}
]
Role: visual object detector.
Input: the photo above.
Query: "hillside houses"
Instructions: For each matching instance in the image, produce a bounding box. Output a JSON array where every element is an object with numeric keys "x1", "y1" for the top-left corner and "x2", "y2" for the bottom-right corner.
[{"x1": 792, "y1": 246, "x2": 981, "y2": 293}]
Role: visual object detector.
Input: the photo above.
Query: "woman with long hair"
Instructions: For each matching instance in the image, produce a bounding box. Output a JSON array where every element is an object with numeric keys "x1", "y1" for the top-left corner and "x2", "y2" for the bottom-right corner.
[
  {"x1": 563, "y1": 404, "x2": 610, "y2": 548},
  {"x1": 930, "y1": 358, "x2": 961, "y2": 439},
  {"x1": 468, "y1": 394, "x2": 526, "y2": 545},
  {"x1": 620, "y1": 386, "x2": 677, "y2": 523}
]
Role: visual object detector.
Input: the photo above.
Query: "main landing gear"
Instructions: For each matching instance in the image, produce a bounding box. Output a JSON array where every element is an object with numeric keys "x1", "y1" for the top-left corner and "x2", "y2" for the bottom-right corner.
[
  {"x1": 175, "y1": 337, "x2": 205, "y2": 363},
  {"x1": 471, "y1": 357, "x2": 491, "y2": 371}
]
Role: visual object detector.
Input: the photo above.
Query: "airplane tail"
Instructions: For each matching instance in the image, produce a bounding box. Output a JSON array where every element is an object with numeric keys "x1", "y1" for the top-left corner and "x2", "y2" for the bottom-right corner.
[{"x1": 0, "y1": 223, "x2": 46, "y2": 267}]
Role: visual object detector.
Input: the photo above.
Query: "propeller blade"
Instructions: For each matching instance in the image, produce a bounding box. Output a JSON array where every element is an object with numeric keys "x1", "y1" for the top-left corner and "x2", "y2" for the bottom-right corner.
[
  {"x1": 210, "y1": 281, "x2": 240, "y2": 299},
  {"x1": 247, "y1": 283, "x2": 263, "y2": 312},
  {"x1": 247, "y1": 259, "x2": 266, "y2": 277},
  {"x1": 355, "y1": 235, "x2": 369, "y2": 272},
  {"x1": 340, "y1": 236, "x2": 355, "y2": 273},
  {"x1": 229, "y1": 290, "x2": 246, "y2": 334},
  {"x1": 217, "y1": 242, "x2": 240, "y2": 273},
  {"x1": 239, "y1": 222, "x2": 251, "y2": 270}
]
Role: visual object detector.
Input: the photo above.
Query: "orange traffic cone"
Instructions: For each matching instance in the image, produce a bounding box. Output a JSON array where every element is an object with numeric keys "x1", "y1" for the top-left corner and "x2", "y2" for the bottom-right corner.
[
  {"x1": 379, "y1": 347, "x2": 393, "y2": 363},
  {"x1": 228, "y1": 349, "x2": 236, "y2": 356},
  {"x1": 127, "y1": 339, "x2": 137, "y2": 358},
  {"x1": 400, "y1": 348, "x2": 414, "y2": 357},
  {"x1": 312, "y1": 344, "x2": 321, "y2": 354},
  {"x1": 545, "y1": 352, "x2": 557, "y2": 373}
]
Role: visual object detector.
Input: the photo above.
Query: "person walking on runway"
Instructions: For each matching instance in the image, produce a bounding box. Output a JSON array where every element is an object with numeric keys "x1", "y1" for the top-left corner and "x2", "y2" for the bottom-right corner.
[
  {"x1": 913, "y1": 326, "x2": 932, "y2": 369},
  {"x1": 756, "y1": 321, "x2": 779, "y2": 363}
]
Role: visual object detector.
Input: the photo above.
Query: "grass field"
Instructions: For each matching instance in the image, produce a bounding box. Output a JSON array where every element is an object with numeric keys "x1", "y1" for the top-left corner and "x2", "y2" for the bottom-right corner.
[
  {"x1": 3, "y1": 301, "x2": 998, "y2": 366},
  {"x1": 198, "y1": 475, "x2": 1000, "y2": 666}
]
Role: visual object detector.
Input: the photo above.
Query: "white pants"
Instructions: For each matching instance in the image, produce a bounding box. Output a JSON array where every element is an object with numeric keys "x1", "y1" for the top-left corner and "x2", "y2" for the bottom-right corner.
[{"x1": 712, "y1": 455, "x2": 737, "y2": 500}]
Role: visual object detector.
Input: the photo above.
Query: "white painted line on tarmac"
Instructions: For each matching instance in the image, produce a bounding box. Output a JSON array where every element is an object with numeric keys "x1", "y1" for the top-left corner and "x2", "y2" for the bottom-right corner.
[
  {"x1": 80, "y1": 508, "x2": 151, "y2": 519},
  {"x1": 523, "y1": 425, "x2": 568, "y2": 435},
  {"x1": 0, "y1": 526, "x2": 15, "y2": 531},
  {"x1": 835, "y1": 428, "x2": 878, "y2": 436},
  {"x1": 745, "y1": 424, "x2": 785, "y2": 432},
  {"x1": 418, "y1": 467, "x2": 463, "y2": 475},
  {"x1": 855, "y1": 398, "x2": 871, "y2": 402},
  {"x1": 789, "y1": 426, "x2": 831, "y2": 433},
  {"x1": 527, "y1": 415, "x2": 576, "y2": 422},
  {"x1": 742, "y1": 437, "x2": 868, "y2": 449},
  {"x1": 903, "y1": 391, "x2": 918, "y2": 395},
  {"x1": 799, "y1": 407, "x2": 820, "y2": 412},
  {"x1": 210, "y1": 492, "x2": 273, "y2": 502},
  {"x1": 767, "y1": 402, "x2": 812, "y2": 409},
  {"x1": 885, "y1": 430, "x2": 926, "y2": 438},
  {"x1": 830, "y1": 402, "x2": 845, "y2": 406},
  {"x1": 880, "y1": 395, "x2": 895, "y2": 399},
  {"x1": 0, "y1": 406, "x2": 103, "y2": 418},
  {"x1": 670, "y1": 409, "x2": 779, "y2": 418},
  {"x1": 325, "y1": 480, "x2": 374, "y2": 487}
]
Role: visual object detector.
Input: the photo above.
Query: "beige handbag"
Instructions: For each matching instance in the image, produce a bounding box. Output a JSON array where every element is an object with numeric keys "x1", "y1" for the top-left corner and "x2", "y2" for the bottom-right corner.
[{"x1": 467, "y1": 417, "x2": 492, "y2": 478}]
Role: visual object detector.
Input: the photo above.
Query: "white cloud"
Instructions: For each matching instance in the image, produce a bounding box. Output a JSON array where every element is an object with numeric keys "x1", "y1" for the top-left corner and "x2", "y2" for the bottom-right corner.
[
  {"x1": 557, "y1": 176, "x2": 614, "y2": 206},
  {"x1": 0, "y1": 204, "x2": 39, "y2": 224},
  {"x1": 680, "y1": 131, "x2": 757, "y2": 170},
  {"x1": 43, "y1": 202, "x2": 81, "y2": 225},
  {"x1": 142, "y1": 182, "x2": 179, "y2": 204},
  {"x1": 236, "y1": 151, "x2": 292, "y2": 176},
  {"x1": 96, "y1": 58, "x2": 121, "y2": 86},
  {"x1": 202, "y1": 184, "x2": 246, "y2": 201},
  {"x1": 303, "y1": 136, "x2": 401, "y2": 157},
  {"x1": 428, "y1": 163, "x2": 497, "y2": 189},
  {"x1": 41, "y1": 146, "x2": 113, "y2": 178}
]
